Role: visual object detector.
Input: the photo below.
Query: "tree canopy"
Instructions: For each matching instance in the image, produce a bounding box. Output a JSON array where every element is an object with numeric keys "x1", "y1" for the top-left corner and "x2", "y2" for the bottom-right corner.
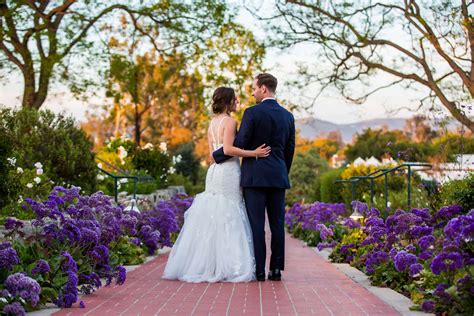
[
  {"x1": 260, "y1": 0, "x2": 474, "y2": 132},
  {"x1": 0, "y1": 0, "x2": 231, "y2": 109}
]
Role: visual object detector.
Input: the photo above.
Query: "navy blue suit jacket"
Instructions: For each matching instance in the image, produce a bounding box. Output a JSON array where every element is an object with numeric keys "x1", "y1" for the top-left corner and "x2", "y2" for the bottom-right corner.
[{"x1": 212, "y1": 99, "x2": 295, "y2": 189}]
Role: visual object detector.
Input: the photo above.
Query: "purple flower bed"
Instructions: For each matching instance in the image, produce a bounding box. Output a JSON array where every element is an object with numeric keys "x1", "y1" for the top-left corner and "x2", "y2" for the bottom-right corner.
[
  {"x1": 330, "y1": 201, "x2": 474, "y2": 314},
  {"x1": 0, "y1": 187, "x2": 192, "y2": 313},
  {"x1": 285, "y1": 201, "x2": 350, "y2": 248}
]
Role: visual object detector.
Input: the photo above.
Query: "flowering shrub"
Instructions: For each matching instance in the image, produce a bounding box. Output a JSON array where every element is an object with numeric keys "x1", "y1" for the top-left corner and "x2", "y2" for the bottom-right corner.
[
  {"x1": 0, "y1": 187, "x2": 192, "y2": 313},
  {"x1": 330, "y1": 201, "x2": 474, "y2": 314},
  {"x1": 1, "y1": 160, "x2": 53, "y2": 220},
  {"x1": 0, "y1": 108, "x2": 97, "y2": 194},
  {"x1": 285, "y1": 202, "x2": 349, "y2": 248}
]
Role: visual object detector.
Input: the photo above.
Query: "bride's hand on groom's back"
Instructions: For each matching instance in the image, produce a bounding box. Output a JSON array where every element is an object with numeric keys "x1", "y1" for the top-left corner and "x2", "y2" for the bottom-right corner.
[{"x1": 254, "y1": 144, "x2": 271, "y2": 158}]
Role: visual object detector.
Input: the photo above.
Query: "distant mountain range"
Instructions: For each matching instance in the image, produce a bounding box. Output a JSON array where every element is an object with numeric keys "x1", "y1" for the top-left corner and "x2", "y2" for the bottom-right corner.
[{"x1": 295, "y1": 117, "x2": 409, "y2": 143}]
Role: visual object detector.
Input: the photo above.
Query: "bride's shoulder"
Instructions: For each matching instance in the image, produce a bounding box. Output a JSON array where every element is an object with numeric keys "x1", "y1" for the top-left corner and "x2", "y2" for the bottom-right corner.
[{"x1": 224, "y1": 116, "x2": 237, "y2": 126}]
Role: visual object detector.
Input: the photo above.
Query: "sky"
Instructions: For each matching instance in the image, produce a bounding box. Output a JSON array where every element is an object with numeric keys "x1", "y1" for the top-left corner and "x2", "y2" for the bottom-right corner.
[{"x1": 0, "y1": 1, "x2": 452, "y2": 125}]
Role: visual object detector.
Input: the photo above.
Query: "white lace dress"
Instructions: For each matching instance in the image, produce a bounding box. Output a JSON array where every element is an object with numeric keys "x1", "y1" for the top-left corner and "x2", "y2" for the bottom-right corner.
[{"x1": 162, "y1": 117, "x2": 255, "y2": 282}]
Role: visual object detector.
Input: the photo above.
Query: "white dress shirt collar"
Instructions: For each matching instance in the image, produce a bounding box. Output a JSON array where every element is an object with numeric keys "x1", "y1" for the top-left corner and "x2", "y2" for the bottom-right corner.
[{"x1": 261, "y1": 97, "x2": 276, "y2": 102}]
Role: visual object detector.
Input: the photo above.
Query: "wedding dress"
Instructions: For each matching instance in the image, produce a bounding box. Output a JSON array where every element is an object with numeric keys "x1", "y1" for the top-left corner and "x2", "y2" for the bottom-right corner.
[{"x1": 162, "y1": 116, "x2": 255, "y2": 282}]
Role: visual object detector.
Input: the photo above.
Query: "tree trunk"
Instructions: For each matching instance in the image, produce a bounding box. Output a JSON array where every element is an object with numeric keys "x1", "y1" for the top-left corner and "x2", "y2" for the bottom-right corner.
[{"x1": 134, "y1": 103, "x2": 141, "y2": 146}]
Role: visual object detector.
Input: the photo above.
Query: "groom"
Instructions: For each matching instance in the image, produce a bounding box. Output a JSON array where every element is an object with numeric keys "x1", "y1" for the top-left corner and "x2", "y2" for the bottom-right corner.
[{"x1": 213, "y1": 73, "x2": 295, "y2": 281}]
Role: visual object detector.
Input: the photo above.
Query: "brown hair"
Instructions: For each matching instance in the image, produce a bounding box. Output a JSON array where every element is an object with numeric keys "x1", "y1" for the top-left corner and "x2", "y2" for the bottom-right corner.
[
  {"x1": 212, "y1": 87, "x2": 235, "y2": 114},
  {"x1": 255, "y1": 73, "x2": 278, "y2": 93}
]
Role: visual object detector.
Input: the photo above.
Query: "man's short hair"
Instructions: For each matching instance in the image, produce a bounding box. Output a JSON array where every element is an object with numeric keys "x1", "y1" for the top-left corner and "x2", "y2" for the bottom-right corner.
[{"x1": 255, "y1": 73, "x2": 278, "y2": 93}]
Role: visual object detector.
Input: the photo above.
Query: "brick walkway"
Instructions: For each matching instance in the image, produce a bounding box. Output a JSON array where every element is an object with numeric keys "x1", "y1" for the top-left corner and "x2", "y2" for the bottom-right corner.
[{"x1": 54, "y1": 233, "x2": 400, "y2": 316}]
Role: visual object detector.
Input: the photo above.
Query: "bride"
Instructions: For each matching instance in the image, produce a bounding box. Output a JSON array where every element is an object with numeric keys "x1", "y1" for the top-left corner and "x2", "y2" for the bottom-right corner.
[{"x1": 162, "y1": 87, "x2": 270, "y2": 282}]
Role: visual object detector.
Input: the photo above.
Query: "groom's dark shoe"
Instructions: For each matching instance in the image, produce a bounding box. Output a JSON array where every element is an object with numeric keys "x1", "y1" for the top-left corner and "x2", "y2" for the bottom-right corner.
[
  {"x1": 256, "y1": 272, "x2": 266, "y2": 282},
  {"x1": 268, "y1": 269, "x2": 282, "y2": 281}
]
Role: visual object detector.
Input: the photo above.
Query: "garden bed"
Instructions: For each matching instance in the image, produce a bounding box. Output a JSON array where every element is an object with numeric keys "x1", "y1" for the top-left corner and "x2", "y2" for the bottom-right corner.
[
  {"x1": 285, "y1": 201, "x2": 474, "y2": 315},
  {"x1": 0, "y1": 187, "x2": 192, "y2": 315}
]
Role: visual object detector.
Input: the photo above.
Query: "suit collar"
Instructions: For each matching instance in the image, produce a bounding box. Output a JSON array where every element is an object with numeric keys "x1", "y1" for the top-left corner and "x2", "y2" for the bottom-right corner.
[{"x1": 258, "y1": 98, "x2": 278, "y2": 106}]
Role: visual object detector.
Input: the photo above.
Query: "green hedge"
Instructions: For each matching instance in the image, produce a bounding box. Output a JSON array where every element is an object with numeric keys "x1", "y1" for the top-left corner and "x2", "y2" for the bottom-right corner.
[{"x1": 320, "y1": 168, "x2": 344, "y2": 203}]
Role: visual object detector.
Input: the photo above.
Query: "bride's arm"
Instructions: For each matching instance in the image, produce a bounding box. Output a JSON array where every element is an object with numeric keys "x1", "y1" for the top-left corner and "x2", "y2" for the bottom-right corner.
[
  {"x1": 207, "y1": 129, "x2": 215, "y2": 164},
  {"x1": 223, "y1": 119, "x2": 270, "y2": 158}
]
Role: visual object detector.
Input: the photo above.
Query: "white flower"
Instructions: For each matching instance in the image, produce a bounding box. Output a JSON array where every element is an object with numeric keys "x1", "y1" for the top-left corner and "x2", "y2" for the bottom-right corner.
[
  {"x1": 120, "y1": 178, "x2": 128, "y2": 184},
  {"x1": 97, "y1": 174, "x2": 105, "y2": 181},
  {"x1": 168, "y1": 166, "x2": 176, "y2": 174},
  {"x1": 36, "y1": 168, "x2": 43, "y2": 175},
  {"x1": 7, "y1": 157, "x2": 16, "y2": 166},
  {"x1": 26, "y1": 183, "x2": 33, "y2": 188},
  {"x1": 34, "y1": 162, "x2": 43, "y2": 169},
  {"x1": 387, "y1": 201, "x2": 392, "y2": 207},
  {"x1": 172, "y1": 155, "x2": 183, "y2": 165},
  {"x1": 159, "y1": 142, "x2": 167, "y2": 153},
  {"x1": 17, "y1": 167, "x2": 24, "y2": 174},
  {"x1": 118, "y1": 146, "x2": 128, "y2": 159},
  {"x1": 97, "y1": 163, "x2": 103, "y2": 169},
  {"x1": 143, "y1": 143, "x2": 154, "y2": 150},
  {"x1": 17, "y1": 195, "x2": 23, "y2": 203},
  {"x1": 33, "y1": 177, "x2": 41, "y2": 184}
]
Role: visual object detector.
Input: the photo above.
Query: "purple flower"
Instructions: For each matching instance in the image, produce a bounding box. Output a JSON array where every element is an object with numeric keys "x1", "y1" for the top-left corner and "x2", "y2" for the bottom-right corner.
[
  {"x1": 418, "y1": 235, "x2": 435, "y2": 251},
  {"x1": 409, "y1": 226, "x2": 433, "y2": 239},
  {"x1": 421, "y1": 300, "x2": 435, "y2": 312},
  {"x1": 365, "y1": 250, "x2": 389, "y2": 274},
  {"x1": 79, "y1": 301, "x2": 86, "y2": 308},
  {"x1": 386, "y1": 233, "x2": 398, "y2": 246},
  {"x1": 56, "y1": 271, "x2": 78, "y2": 308},
  {"x1": 79, "y1": 272, "x2": 102, "y2": 295},
  {"x1": 435, "y1": 205, "x2": 463, "y2": 222},
  {"x1": 351, "y1": 200, "x2": 368, "y2": 215},
  {"x1": 80, "y1": 228, "x2": 99, "y2": 246},
  {"x1": 434, "y1": 283, "x2": 452, "y2": 303},
  {"x1": 0, "y1": 242, "x2": 20, "y2": 270},
  {"x1": 361, "y1": 237, "x2": 377, "y2": 247},
  {"x1": 4, "y1": 218, "x2": 24, "y2": 230},
  {"x1": 405, "y1": 244, "x2": 416, "y2": 253},
  {"x1": 409, "y1": 263, "x2": 423, "y2": 277},
  {"x1": 89, "y1": 245, "x2": 109, "y2": 265},
  {"x1": 444, "y1": 215, "x2": 474, "y2": 243},
  {"x1": 32, "y1": 259, "x2": 51, "y2": 275},
  {"x1": 61, "y1": 251, "x2": 78, "y2": 273},
  {"x1": 418, "y1": 250, "x2": 433, "y2": 260},
  {"x1": 389, "y1": 248, "x2": 398, "y2": 258},
  {"x1": 130, "y1": 237, "x2": 141, "y2": 246},
  {"x1": 369, "y1": 226, "x2": 388, "y2": 239},
  {"x1": 365, "y1": 216, "x2": 385, "y2": 228},
  {"x1": 430, "y1": 252, "x2": 463, "y2": 275},
  {"x1": 343, "y1": 218, "x2": 360, "y2": 229},
  {"x1": 316, "y1": 224, "x2": 333, "y2": 241},
  {"x1": 5, "y1": 273, "x2": 41, "y2": 306},
  {"x1": 340, "y1": 243, "x2": 355, "y2": 254},
  {"x1": 410, "y1": 208, "x2": 431, "y2": 222},
  {"x1": 393, "y1": 251, "x2": 417, "y2": 272},
  {"x1": 317, "y1": 241, "x2": 337, "y2": 251},
  {"x1": 2, "y1": 302, "x2": 26, "y2": 316},
  {"x1": 116, "y1": 266, "x2": 127, "y2": 285}
]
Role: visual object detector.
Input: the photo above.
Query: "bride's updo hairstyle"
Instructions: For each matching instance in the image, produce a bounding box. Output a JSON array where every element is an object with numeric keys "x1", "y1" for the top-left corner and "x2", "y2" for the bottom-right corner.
[{"x1": 212, "y1": 87, "x2": 235, "y2": 114}]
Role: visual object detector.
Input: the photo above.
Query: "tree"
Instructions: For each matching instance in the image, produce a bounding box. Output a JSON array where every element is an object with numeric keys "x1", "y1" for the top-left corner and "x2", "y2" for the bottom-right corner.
[
  {"x1": 287, "y1": 147, "x2": 329, "y2": 204},
  {"x1": 106, "y1": 51, "x2": 206, "y2": 146},
  {"x1": 345, "y1": 128, "x2": 434, "y2": 162},
  {"x1": 404, "y1": 115, "x2": 437, "y2": 143},
  {"x1": 84, "y1": 20, "x2": 265, "y2": 158},
  {"x1": 0, "y1": 0, "x2": 230, "y2": 109},
  {"x1": 261, "y1": 0, "x2": 474, "y2": 132}
]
